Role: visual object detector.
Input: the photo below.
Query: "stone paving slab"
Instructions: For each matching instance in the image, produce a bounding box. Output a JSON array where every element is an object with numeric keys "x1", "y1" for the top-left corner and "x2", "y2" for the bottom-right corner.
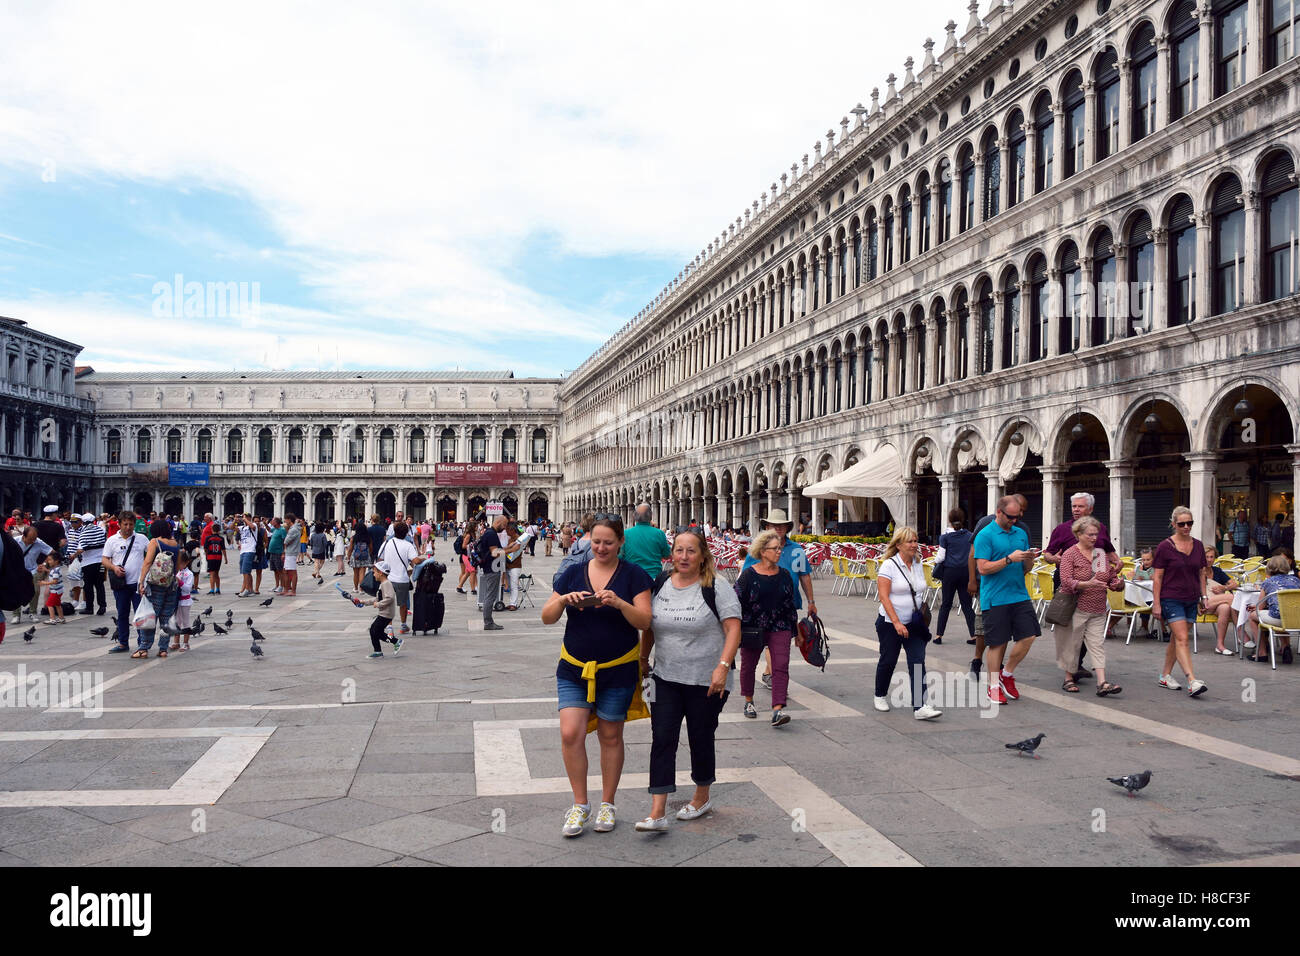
[{"x1": 0, "y1": 551, "x2": 1294, "y2": 866}]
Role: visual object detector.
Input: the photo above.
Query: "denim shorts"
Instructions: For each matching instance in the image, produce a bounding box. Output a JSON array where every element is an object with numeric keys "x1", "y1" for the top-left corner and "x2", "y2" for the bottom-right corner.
[
  {"x1": 1160, "y1": 598, "x2": 1199, "y2": 624},
  {"x1": 556, "y1": 676, "x2": 634, "y2": 723},
  {"x1": 239, "y1": 552, "x2": 254, "y2": 575}
]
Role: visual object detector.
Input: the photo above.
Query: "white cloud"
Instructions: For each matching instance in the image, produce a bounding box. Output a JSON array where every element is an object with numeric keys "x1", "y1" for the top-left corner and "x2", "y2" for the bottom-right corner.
[{"x1": 0, "y1": 0, "x2": 963, "y2": 368}]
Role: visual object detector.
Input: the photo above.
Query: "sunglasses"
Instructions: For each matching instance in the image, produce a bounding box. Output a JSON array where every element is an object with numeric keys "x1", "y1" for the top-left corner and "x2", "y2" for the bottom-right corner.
[{"x1": 1176, "y1": 520, "x2": 1194, "y2": 528}]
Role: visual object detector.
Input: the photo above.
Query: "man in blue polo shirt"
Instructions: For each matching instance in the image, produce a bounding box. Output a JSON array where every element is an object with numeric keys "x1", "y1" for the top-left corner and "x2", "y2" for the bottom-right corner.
[
  {"x1": 739, "y1": 509, "x2": 817, "y2": 615},
  {"x1": 974, "y1": 495, "x2": 1040, "y2": 704}
]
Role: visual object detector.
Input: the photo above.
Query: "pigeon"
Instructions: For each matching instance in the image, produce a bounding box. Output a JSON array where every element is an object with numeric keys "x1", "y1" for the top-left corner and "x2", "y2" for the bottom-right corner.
[
  {"x1": 22, "y1": 627, "x2": 36, "y2": 643},
  {"x1": 89, "y1": 626, "x2": 109, "y2": 636},
  {"x1": 1107, "y1": 770, "x2": 1152, "y2": 797},
  {"x1": 212, "y1": 623, "x2": 227, "y2": 635},
  {"x1": 202, "y1": 606, "x2": 213, "y2": 617},
  {"x1": 246, "y1": 617, "x2": 254, "y2": 628},
  {"x1": 1005, "y1": 733, "x2": 1046, "y2": 758},
  {"x1": 250, "y1": 626, "x2": 265, "y2": 642},
  {"x1": 225, "y1": 609, "x2": 233, "y2": 619},
  {"x1": 258, "y1": 597, "x2": 273, "y2": 607},
  {"x1": 112, "y1": 616, "x2": 119, "y2": 625},
  {"x1": 249, "y1": 642, "x2": 263, "y2": 659}
]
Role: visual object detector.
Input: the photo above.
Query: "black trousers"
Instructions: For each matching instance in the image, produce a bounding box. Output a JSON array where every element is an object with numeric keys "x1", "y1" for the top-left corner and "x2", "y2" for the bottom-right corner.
[
  {"x1": 648, "y1": 676, "x2": 728, "y2": 794},
  {"x1": 874, "y1": 616, "x2": 928, "y2": 710},
  {"x1": 369, "y1": 615, "x2": 396, "y2": 652},
  {"x1": 81, "y1": 562, "x2": 107, "y2": 613},
  {"x1": 935, "y1": 563, "x2": 975, "y2": 637}
]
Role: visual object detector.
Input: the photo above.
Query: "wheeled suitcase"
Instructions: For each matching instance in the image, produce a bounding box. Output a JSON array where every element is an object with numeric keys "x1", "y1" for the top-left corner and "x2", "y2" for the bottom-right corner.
[{"x1": 412, "y1": 590, "x2": 444, "y2": 634}]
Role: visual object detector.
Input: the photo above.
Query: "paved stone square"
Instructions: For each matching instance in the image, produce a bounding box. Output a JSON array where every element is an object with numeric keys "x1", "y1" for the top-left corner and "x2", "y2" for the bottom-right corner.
[{"x1": 0, "y1": 552, "x2": 1296, "y2": 867}]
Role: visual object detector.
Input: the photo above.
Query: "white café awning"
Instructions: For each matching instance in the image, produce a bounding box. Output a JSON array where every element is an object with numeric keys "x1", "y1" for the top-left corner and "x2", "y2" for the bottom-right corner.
[{"x1": 801, "y1": 442, "x2": 905, "y2": 522}]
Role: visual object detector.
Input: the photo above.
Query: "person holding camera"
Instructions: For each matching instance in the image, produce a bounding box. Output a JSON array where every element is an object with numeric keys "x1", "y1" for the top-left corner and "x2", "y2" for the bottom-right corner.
[
  {"x1": 476, "y1": 516, "x2": 509, "y2": 630},
  {"x1": 873, "y1": 526, "x2": 941, "y2": 719}
]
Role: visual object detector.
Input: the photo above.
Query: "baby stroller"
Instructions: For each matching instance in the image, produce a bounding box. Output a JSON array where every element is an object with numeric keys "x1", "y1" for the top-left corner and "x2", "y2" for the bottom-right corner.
[{"x1": 412, "y1": 560, "x2": 446, "y2": 635}]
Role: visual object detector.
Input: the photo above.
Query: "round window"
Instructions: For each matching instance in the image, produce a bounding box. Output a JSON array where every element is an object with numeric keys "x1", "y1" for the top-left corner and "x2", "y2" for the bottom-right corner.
[
  {"x1": 939, "y1": 111, "x2": 949, "y2": 131},
  {"x1": 883, "y1": 155, "x2": 892, "y2": 171},
  {"x1": 960, "y1": 95, "x2": 971, "y2": 116},
  {"x1": 1096, "y1": 0, "x2": 1111, "y2": 14},
  {"x1": 1008, "y1": 58, "x2": 1021, "y2": 81},
  {"x1": 867, "y1": 166, "x2": 875, "y2": 183},
  {"x1": 901, "y1": 141, "x2": 910, "y2": 159},
  {"x1": 983, "y1": 77, "x2": 995, "y2": 98},
  {"x1": 920, "y1": 128, "x2": 929, "y2": 146},
  {"x1": 1034, "y1": 38, "x2": 1048, "y2": 61},
  {"x1": 1065, "y1": 15, "x2": 1078, "y2": 38}
]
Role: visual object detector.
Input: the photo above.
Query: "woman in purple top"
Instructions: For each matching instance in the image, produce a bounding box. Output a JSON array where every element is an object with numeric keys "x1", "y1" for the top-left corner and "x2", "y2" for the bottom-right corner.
[{"x1": 1151, "y1": 506, "x2": 1207, "y2": 697}]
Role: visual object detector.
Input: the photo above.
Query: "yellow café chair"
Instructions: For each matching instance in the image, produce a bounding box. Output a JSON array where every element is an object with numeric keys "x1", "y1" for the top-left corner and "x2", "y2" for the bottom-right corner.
[
  {"x1": 1257, "y1": 588, "x2": 1300, "y2": 672},
  {"x1": 1108, "y1": 588, "x2": 1151, "y2": 644}
]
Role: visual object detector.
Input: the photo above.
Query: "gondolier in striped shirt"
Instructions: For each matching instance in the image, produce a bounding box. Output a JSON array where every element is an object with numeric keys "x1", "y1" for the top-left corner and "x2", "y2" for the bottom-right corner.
[{"x1": 73, "y1": 513, "x2": 108, "y2": 615}]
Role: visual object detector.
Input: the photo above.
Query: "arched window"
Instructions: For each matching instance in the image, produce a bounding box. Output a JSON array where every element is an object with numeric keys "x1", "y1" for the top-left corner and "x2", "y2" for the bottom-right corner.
[
  {"x1": 470, "y1": 427, "x2": 486, "y2": 463},
  {"x1": 197, "y1": 428, "x2": 212, "y2": 463},
  {"x1": 1262, "y1": 153, "x2": 1299, "y2": 301},
  {"x1": 900, "y1": 187, "x2": 913, "y2": 263},
  {"x1": 136, "y1": 428, "x2": 152, "y2": 464},
  {"x1": 1092, "y1": 229, "x2": 1117, "y2": 344},
  {"x1": 1028, "y1": 256, "x2": 1048, "y2": 360},
  {"x1": 982, "y1": 129, "x2": 1000, "y2": 219},
  {"x1": 959, "y1": 145, "x2": 976, "y2": 232},
  {"x1": 1095, "y1": 49, "x2": 1121, "y2": 162},
  {"x1": 1170, "y1": 1, "x2": 1200, "y2": 120},
  {"x1": 532, "y1": 428, "x2": 548, "y2": 464},
  {"x1": 378, "y1": 428, "x2": 395, "y2": 464},
  {"x1": 288, "y1": 427, "x2": 304, "y2": 464},
  {"x1": 978, "y1": 282, "x2": 995, "y2": 373},
  {"x1": 1058, "y1": 241, "x2": 1082, "y2": 352},
  {"x1": 1269, "y1": 0, "x2": 1300, "y2": 68},
  {"x1": 167, "y1": 428, "x2": 182, "y2": 464},
  {"x1": 1215, "y1": 0, "x2": 1249, "y2": 97},
  {"x1": 1167, "y1": 195, "x2": 1197, "y2": 325},
  {"x1": 1131, "y1": 23, "x2": 1158, "y2": 142},
  {"x1": 258, "y1": 427, "x2": 273, "y2": 464},
  {"x1": 348, "y1": 427, "x2": 365, "y2": 464},
  {"x1": 440, "y1": 428, "x2": 456, "y2": 463},
  {"x1": 1062, "y1": 70, "x2": 1086, "y2": 179},
  {"x1": 882, "y1": 199, "x2": 895, "y2": 272},
  {"x1": 1001, "y1": 269, "x2": 1020, "y2": 368},
  {"x1": 500, "y1": 427, "x2": 517, "y2": 463},
  {"x1": 1128, "y1": 212, "x2": 1155, "y2": 335},
  {"x1": 917, "y1": 173, "x2": 932, "y2": 253},
  {"x1": 106, "y1": 428, "x2": 121, "y2": 465},
  {"x1": 954, "y1": 289, "x2": 970, "y2": 379},
  {"x1": 1033, "y1": 93, "x2": 1054, "y2": 192},
  {"x1": 1212, "y1": 176, "x2": 1245, "y2": 313},
  {"x1": 317, "y1": 427, "x2": 334, "y2": 464},
  {"x1": 226, "y1": 428, "x2": 243, "y2": 465},
  {"x1": 938, "y1": 161, "x2": 953, "y2": 242},
  {"x1": 409, "y1": 427, "x2": 426, "y2": 464},
  {"x1": 865, "y1": 209, "x2": 879, "y2": 280},
  {"x1": 1007, "y1": 111, "x2": 1026, "y2": 208}
]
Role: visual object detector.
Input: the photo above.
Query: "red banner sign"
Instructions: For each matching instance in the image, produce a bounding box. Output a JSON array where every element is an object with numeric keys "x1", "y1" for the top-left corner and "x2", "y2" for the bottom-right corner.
[{"x1": 434, "y1": 463, "x2": 519, "y2": 486}]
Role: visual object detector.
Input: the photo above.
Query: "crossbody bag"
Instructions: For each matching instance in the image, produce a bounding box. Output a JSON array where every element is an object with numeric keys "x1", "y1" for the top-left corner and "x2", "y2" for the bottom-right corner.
[
  {"x1": 110, "y1": 535, "x2": 138, "y2": 590},
  {"x1": 891, "y1": 557, "x2": 932, "y2": 637}
]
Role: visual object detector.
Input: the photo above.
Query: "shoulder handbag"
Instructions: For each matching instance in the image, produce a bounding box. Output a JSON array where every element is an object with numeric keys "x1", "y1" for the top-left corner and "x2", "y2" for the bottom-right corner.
[
  {"x1": 891, "y1": 557, "x2": 932, "y2": 636},
  {"x1": 1044, "y1": 546, "x2": 1082, "y2": 626},
  {"x1": 734, "y1": 567, "x2": 765, "y2": 650},
  {"x1": 109, "y1": 536, "x2": 138, "y2": 591}
]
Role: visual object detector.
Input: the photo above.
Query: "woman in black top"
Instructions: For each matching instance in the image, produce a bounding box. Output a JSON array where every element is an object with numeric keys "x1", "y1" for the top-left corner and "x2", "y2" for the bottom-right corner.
[
  {"x1": 934, "y1": 508, "x2": 976, "y2": 646},
  {"x1": 734, "y1": 529, "x2": 799, "y2": 723}
]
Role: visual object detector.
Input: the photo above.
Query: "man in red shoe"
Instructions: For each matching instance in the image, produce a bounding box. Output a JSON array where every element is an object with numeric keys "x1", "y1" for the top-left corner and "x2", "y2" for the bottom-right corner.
[{"x1": 974, "y1": 495, "x2": 1040, "y2": 704}]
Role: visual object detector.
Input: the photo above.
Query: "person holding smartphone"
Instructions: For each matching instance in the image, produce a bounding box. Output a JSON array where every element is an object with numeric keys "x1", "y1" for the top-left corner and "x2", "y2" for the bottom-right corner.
[
  {"x1": 973, "y1": 496, "x2": 1041, "y2": 704},
  {"x1": 542, "y1": 515, "x2": 653, "y2": 839}
]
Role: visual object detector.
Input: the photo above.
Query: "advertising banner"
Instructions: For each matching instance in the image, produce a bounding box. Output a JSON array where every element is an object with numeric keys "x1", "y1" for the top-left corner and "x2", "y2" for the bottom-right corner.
[
  {"x1": 168, "y1": 463, "x2": 211, "y2": 487},
  {"x1": 434, "y1": 463, "x2": 519, "y2": 486}
]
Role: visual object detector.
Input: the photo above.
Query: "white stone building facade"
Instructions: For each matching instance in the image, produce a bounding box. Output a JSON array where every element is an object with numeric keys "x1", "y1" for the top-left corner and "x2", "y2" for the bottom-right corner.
[
  {"x1": 77, "y1": 371, "x2": 564, "y2": 524},
  {"x1": 560, "y1": 0, "x2": 1300, "y2": 553}
]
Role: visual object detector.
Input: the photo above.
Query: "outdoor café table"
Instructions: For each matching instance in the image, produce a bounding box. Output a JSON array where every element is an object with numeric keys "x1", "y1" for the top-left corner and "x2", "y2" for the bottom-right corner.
[{"x1": 1124, "y1": 579, "x2": 1154, "y2": 608}]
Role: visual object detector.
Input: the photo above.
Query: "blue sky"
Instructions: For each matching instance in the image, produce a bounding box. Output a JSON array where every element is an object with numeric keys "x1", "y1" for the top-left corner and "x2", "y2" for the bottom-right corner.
[{"x1": 0, "y1": 0, "x2": 960, "y2": 377}]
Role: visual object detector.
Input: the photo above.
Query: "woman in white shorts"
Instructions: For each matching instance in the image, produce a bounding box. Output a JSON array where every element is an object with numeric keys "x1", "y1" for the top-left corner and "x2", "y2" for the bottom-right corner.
[{"x1": 283, "y1": 530, "x2": 299, "y2": 594}]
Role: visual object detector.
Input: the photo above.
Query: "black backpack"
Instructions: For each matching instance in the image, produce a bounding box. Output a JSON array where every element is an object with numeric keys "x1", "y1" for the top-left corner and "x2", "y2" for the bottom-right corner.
[
  {"x1": 650, "y1": 571, "x2": 720, "y2": 622},
  {"x1": 0, "y1": 533, "x2": 35, "y2": 611},
  {"x1": 454, "y1": 535, "x2": 465, "y2": 556}
]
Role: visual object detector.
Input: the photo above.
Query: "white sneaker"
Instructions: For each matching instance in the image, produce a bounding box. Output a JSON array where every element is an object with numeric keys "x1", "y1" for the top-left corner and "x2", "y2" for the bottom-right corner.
[
  {"x1": 1243, "y1": 640, "x2": 1256, "y2": 649},
  {"x1": 914, "y1": 704, "x2": 943, "y2": 720},
  {"x1": 592, "y1": 802, "x2": 616, "y2": 832},
  {"x1": 635, "y1": 815, "x2": 669, "y2": 832},
  {"x1": 237, "y1": 590, "x2": 250, "y2": 598},
  {"x1": 1187, "y1": 679, "x2": 1207, "y2": 698},
  {"x1": 561, "y1": 804, "x2": 590, "y2": 837},
  {"x1": 676, "y1": 800, "x2": 713, "y2": 820},
  {"x1": 9, "y1": 615, "x2": 19, "y2": 625},
  {"x1": 1158, "y1": 674, "x2": 1183, "y2": 690},
  {"x1": 873, "y1": 696, "x2": 890, "y2": 712}
]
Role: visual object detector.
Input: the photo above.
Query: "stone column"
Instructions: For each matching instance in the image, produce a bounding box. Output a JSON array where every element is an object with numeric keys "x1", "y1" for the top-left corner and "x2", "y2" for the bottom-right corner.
[
  {"x1": 985, "y1": 471, "x2": 1002, "y2": 516},
  {"x1": 1105, "y1": 459, "x2": 1135, "y2": 555},
  {"x1": 1052, "y1": 104, "x2": 1066, "y2": 187},
  {"x1": 1023, "y1": 119, "x2": 1038, "y2": 198},
  {"x1": 1242, "y1": 189, "x2": 1260, "y2": 306},
  {"x1": 945, "y1": 309, "x2": 960, "y2": 382},
  {"x1": 457, "y1": 488, "x2": 466, "y2": 522},
  {"x1": 1046, "y1": 269, "x2": 1063, "y2": 358},
  {"x1": 992, "y1": 290, "x2": 1007, "y2": 370},
  {"x1": 1117, "y1": 59, "x2": 1133, "y2": 153},
  {"x1": 337, "y1": 487, "x2": 346, "y2": 522},
  {"x1": 939, "y1": 474, "x2": 957, "y2": 528},
  {"x1": 1082, "y1": 81, "x2": 1097, "y2": 170},
  {"x1": 996, "y1": 136, "x2": 1010, "y2": 214},
  {"x1": 1040, "y1": 466, "x2": 1067, "y2": 547},
  {"x1": 972, "y1": 155, "x2": 985, "y2": 227},
  {"x1": 1080, "y1": 256, "x2": 1096, "y2": 348},
  {"x1": 1186, "y1": 452, "x2": 1219, "y2": 553},
  {"x1": 923, "y1": 317, "x2": 938, "y2": 390},
  {"x1": 1017, "y1": 279, "x2": 1033, "y2": 364},
  {"x1": 1289, "y1": 444, "x2": 1300, "y2": 532},
  {"x1": 1154, "y1": 33, "x2": 1170, "y2": 131},
  {"x1": 1193, "y1": 213, "x2": 1212, "y2": 322},
  {"x1": 1151, "y1": 228, "x2": 1170, "y2": 331},
  {"x1": 811, "y1": 497, "x2": 824, "y2": 535},
  {"x1": 1197, "y1": 6, "x2": 1214, "y2": 110}
]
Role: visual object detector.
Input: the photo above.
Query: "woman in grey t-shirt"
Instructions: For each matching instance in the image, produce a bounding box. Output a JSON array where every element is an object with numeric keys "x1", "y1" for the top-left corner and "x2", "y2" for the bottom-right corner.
[{"x1": 634, "y1": 530, "x2": 741, "y2": 832}]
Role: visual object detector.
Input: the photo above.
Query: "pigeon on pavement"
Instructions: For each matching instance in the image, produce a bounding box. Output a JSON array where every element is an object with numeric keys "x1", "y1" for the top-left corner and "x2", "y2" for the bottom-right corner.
[
  {"x1": 258, "y1": 597, "x2": 273, "y2": 607},
  {"x1": 1107, "y1": 770, "x2": 1152, "y2": 797},
  {"x1": 250, "y1": 626, "x2": 265, "y2": 642},
  {"x1": 249, "y1": 642, "x2": 263, "y2": 659},
  {"x1": 1005, "y1": 733, "x2": 1046, "y2": 758},
  {"x1": 22, "y1": 627, "x2": 36, "y2": 643},
  {"x1": 89, "y1": 627, "x2": 109, "y2": 636},
  {"x1": 212, "y1": 623, "x2": 227, "y2": 635},
  {"x1": 202, "y1": 606, "x2": 213, "y2": 617},
  {"x1": 246, "y1": 617, "x2": 254, "y2": 628}
]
